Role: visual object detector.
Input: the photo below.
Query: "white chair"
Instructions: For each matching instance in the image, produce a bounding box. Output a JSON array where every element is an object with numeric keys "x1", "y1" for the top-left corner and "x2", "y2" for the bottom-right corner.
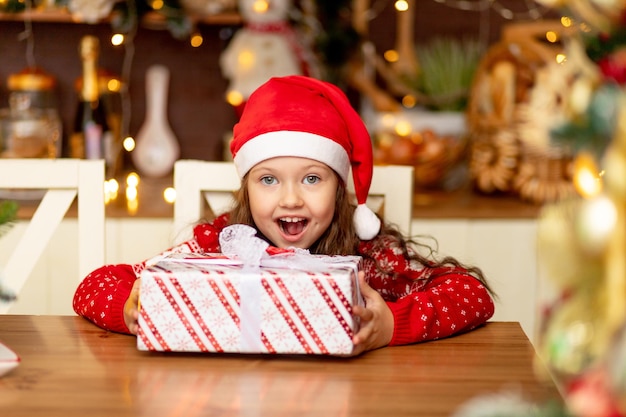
[
  {"x1": 348, "y1": 164, "x2": 414, "y2": 236},
  {"x1": 173, "y1": 159, "x2": 414, "y2": 244},
  {"x1": 0, "y1": 159, "x2": 105, "y2": 314},
  {"x1": 173, "y1": 160, "x2": 241, "y2": 243}
]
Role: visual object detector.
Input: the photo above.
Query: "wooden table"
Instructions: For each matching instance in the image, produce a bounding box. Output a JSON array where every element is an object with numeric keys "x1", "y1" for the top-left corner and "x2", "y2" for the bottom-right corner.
[{"x1": 0, "y1": 316, "x2": 561, "y2": 417}]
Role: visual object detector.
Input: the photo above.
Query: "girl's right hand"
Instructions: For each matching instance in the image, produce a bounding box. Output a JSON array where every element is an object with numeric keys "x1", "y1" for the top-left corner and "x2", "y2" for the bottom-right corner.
[{"x1": 123, "y1": 279, "x2": 141, "y2": 335}]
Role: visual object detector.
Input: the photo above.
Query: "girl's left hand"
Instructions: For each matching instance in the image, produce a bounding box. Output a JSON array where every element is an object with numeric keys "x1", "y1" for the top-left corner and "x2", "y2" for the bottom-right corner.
[
  {"x1": 123, "y1": 279, "x2": 141, "y2": 335},
  {"x1": 351, "y1": 271, "x2": 394, "y2": 355}
]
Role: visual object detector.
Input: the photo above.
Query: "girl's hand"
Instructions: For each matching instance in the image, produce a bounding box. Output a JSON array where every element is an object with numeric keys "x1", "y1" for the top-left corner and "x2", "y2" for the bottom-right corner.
[
  {"x1": 123, "y1": 279, "x2": 141, "y2": 335},
  {"x1": 351, "y1": 271, "x2": 394, "y2": 355}
]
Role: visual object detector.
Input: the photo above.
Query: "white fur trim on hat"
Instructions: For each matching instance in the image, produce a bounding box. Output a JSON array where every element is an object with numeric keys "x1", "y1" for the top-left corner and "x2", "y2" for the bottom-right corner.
[
  {"x1": 354, "y1": 203, "x2": 381, "y2": 240},
  {"x1": 233, "y1": 130, "x2": 351, "y2": 182}
]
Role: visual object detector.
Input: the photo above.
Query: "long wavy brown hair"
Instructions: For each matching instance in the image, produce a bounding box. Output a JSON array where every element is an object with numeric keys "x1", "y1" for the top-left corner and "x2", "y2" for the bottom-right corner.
[{"x1": 228, "y1": 174, "x2": 495, "y2": 296}]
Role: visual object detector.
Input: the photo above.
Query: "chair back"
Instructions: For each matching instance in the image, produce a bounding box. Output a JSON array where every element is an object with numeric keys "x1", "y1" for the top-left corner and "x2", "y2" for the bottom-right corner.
[
  {"x1": 349, "y1": 164, "x2": 414, "y2": 236},
  {"x1": 173, "y1": 160, "x2": 240, "y2": 243},
  {"x1": 173, "y1": 159, "x2": 414, "y2": 243},
  {"x1": 0, "y1": 159, "x2": 105, "y2": 313}
]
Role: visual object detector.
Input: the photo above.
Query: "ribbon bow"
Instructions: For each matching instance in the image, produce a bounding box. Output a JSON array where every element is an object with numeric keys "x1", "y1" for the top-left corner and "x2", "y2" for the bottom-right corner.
[{"x1": 219, "y1": 224, "x2": 361, "y2": 272}]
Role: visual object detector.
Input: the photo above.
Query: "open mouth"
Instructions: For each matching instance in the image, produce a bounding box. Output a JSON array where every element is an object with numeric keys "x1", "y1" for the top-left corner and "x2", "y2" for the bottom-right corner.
[{"x1": 278, "y1": 217, "x2": 308, "y2": 236}]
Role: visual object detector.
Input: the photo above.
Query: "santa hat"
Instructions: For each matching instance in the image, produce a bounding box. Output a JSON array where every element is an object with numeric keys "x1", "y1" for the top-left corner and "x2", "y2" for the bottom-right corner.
[{"x1": 230, "y1": 75, "x2": 381, "y2": 240}]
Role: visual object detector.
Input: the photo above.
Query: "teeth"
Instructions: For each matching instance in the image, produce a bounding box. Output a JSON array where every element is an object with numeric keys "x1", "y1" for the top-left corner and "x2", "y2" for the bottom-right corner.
[{"x1": 280, "y1": 217, "x2": 304, "y2": 223}]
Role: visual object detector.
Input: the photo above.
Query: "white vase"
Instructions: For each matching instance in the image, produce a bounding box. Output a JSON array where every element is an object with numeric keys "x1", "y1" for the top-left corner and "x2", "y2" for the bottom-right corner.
[{"x1": 132, "y1": 65, "x2": 180, "y2": 178}]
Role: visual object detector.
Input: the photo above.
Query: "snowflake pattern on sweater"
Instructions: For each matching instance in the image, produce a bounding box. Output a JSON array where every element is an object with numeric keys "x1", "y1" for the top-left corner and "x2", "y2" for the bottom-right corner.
[{"x1": 73, "y1": 214, "x2": 495, "y2": 345}]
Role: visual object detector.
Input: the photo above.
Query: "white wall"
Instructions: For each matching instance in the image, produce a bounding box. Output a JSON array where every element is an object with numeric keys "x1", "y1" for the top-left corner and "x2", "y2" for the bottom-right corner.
[
  {"x1": 0, "y1": 219, "x2": 175, "y2": 316},
  {"x1": 411, "y1": 219, "x2": 541, "y2": 344}
]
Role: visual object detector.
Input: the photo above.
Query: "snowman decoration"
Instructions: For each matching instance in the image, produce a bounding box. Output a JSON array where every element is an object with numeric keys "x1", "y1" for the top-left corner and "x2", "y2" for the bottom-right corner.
[{"x1": 220, "y1": 0, "x2": 311, "y2": 115}]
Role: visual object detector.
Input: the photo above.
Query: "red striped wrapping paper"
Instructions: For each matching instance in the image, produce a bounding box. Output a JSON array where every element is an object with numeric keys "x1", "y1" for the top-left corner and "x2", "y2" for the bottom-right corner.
[{"x1": 137, "y1": 253, "x2": 362, "y2": 355}]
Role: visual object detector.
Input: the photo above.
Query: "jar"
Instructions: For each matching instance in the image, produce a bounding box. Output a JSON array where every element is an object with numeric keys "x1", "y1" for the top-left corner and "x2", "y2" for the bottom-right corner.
[
  {"x1": 7, "y1": 66, "x2": 58, "y2": 109},
  {"x1": 0, "y1": 95, "x2": 59, "y2": 158},
  {"x1": 5, "y1": 67, "x2": 62, "y2": 158}
]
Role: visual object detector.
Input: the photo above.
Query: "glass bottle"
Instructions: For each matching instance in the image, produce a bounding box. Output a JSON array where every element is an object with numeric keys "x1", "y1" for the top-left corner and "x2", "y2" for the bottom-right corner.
[
  {"x1": 75, "y1": 68, "x2": 124, "y2": 175},
  {"x1": 69, "y1": 35, "x2": 113, "y2": 169}
]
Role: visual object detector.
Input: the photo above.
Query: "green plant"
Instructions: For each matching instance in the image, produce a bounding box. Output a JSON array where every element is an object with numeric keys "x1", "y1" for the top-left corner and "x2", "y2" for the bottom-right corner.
[
  {"x1": 409, "y1": 37, "x2": 485, "y2": 112},
  {"x1": 0, "y1": 200, "x2": 18, "y2": 301},
  {"x1": 0, "y1": 200, "x2": 18, "y2": 238}
]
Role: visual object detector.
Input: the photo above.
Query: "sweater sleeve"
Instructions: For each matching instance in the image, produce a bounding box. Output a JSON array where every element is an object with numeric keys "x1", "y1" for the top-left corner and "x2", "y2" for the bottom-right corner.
[
  {"x1": 72, "y1": 239, "x2": 204, "y2": 334},
  {"x1": 72, "y1": 214, "x2": 229, "y2": 333},
  {"x1": 72, "y1": 264, "x2": 136, "y2": 334},
  {"x1": 358, "y1": 235, "x2": 495, "y2": 346},
  {"x1": 387, "y1": 272, "x2": 495, "y2": 346}
]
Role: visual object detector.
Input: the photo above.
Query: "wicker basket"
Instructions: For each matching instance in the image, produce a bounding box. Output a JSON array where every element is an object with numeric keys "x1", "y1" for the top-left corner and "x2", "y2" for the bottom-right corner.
[{"x1": 466, "y1": 21, "x2": 577, "y2": 204}]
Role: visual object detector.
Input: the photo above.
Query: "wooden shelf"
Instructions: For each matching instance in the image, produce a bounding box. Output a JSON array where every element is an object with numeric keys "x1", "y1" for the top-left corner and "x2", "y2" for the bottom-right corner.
[
  {"x1": 412, "y1": 188, "x2": 541, "y2": 219},
  {"x1": 0, "y1": 8, "x2": 242, "y2": 26},
  {"x1": 0, "y1": 8, "x2": 73, "y2": 23}
]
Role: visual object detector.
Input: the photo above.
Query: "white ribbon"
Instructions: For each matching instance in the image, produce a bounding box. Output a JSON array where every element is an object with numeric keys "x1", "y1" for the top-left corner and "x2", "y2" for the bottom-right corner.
[
  {"x1": 219, "y1": 224, "x2": 361, "y2": 273},
  {"x1": 219, "y1": 225, "x2": 266, "y2": 351}
]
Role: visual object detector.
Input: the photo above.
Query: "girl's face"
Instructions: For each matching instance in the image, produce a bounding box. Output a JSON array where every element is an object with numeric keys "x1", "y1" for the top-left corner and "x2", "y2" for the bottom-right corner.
[{"x1": 247, "y1": 156, "x2": 339, "y2": 249}]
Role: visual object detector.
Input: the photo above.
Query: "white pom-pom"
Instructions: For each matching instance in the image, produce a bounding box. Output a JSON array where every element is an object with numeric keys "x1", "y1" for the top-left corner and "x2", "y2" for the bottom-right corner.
[{"x1": 354, "y1": 204, "x2": 381, "y2": 240}]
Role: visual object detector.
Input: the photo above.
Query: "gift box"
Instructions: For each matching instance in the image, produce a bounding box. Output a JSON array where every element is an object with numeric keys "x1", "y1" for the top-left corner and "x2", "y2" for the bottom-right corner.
[{"x1": 137, "y1": 252, "x2": 363, "y2": 355}]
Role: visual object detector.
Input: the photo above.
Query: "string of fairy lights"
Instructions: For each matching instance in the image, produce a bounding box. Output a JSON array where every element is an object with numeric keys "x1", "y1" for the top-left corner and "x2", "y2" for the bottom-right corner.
[
  {"x1": 371, "y1": 0, "x2": 551, "y2": 48},
  {"x1": 9, "y1": 0, "x2": 549, "y2": 212},
  {"x1": 433, "y1": 0, "x2": 550, "y2": 42},
  {"x1": 433, "y1": 0, "x2": 548, "y2": 19}
]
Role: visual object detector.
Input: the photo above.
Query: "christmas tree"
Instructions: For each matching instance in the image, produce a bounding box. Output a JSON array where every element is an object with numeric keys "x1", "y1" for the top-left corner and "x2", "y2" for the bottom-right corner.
[{"x1": 453, "y1": 1, "x2": 626, "y2": 416}]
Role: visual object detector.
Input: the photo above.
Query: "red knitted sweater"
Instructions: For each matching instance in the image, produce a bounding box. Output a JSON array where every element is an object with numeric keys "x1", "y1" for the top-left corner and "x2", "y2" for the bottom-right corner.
[{"x1": 73, "y1": 214, "x2": 495, "y2": 346}]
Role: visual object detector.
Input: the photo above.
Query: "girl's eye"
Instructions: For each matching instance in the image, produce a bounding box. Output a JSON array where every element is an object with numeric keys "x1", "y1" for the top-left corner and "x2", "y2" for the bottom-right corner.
[
  {"x1": 261, "y1": 176, "x2": 277, "y2": 185},
  {"x1": 304, "y1": 175, "x2": 320, "y2": 185}
]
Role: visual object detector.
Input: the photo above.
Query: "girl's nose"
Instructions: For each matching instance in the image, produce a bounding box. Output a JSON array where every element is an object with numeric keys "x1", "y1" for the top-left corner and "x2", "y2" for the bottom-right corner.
[{"x1": 279, "y1": 183, "x2": 303, "y2": 208}]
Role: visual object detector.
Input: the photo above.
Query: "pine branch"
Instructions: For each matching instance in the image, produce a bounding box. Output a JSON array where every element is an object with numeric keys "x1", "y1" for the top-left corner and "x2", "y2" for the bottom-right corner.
[
  {"x1": 0, "y1": 200, "x2": 18, "y2": 302},
  {"x1": 0, "y1": 200, "x2": 18, "y2": 238}
]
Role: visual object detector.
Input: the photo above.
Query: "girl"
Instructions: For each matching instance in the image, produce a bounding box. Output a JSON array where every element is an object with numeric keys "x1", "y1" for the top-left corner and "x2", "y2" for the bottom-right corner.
[{"x1": 73, "y1": 75, "x2": 495, "y2": 356}]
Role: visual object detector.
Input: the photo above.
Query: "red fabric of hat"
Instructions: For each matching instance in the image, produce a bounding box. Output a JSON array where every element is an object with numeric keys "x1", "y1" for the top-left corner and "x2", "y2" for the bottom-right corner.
[{"x1": 230, "y1": 75, "x2": 380, "y2": 240}]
